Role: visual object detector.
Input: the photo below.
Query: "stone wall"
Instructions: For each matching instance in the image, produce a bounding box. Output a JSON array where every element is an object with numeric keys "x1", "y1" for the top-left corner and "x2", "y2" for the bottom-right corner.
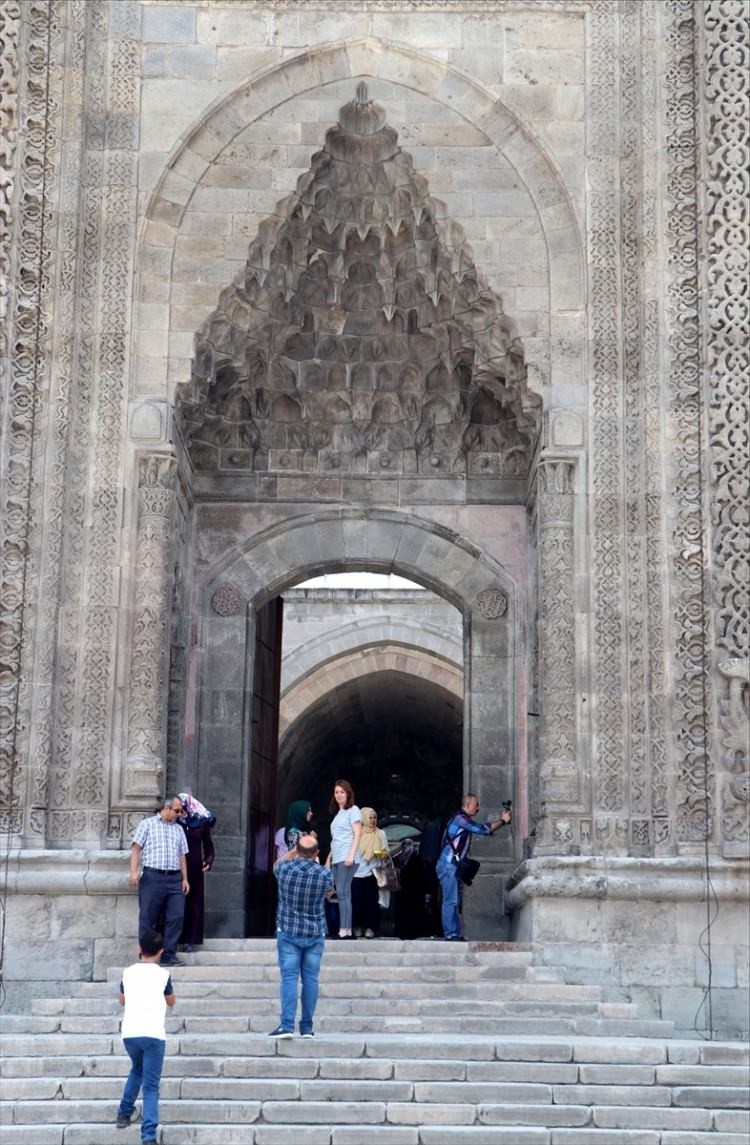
[{"x1": 0, "y1": 1, "x2": 746, "y2": 1035}]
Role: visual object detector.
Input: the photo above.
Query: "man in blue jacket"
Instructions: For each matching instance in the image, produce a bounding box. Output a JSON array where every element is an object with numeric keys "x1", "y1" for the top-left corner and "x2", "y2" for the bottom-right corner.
[{"x1": 436, "y1": 793, "x2": 512, "y2": 941}]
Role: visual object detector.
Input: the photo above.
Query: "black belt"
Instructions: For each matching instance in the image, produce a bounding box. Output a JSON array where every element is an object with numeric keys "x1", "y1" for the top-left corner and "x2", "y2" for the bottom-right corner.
[{"x1": 144, "y1": 866, "x2": 180, "y2": 875}]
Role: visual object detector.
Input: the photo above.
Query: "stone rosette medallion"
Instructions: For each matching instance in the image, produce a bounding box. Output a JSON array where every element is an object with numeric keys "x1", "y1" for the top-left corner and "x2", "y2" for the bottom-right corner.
[
  {"x1": 211, "y1": 584, "x2": 244, "y2": 617},
  {"x1": 475, "y1": 588, "x2": 508, "y2": 620}
]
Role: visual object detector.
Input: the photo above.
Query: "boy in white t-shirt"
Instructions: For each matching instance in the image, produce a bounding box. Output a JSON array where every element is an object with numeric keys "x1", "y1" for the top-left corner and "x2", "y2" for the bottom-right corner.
[{"x1": 115, "y1": 927, "x2": 176, "y2": 1143}]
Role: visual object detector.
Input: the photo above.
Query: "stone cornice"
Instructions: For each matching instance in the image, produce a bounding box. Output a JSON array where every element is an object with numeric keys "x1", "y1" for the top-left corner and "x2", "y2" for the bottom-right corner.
[
  {"x1": 507, "y1": 856, "x2": 750, "y2": 906},
  {"x1": 0, "y1": 850, "x2": 134, "y2": 895}
]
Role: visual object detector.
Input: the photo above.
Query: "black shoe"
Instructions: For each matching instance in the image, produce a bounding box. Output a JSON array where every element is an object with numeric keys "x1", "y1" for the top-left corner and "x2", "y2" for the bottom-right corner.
[
  {"x1": 300, "y1": 1030, "x2": 315, "y2": 1038},
  {"x1": 268, "y1": 1025, "x2": 294, "y2": 1038},
  {"x1": 160, "y1": 956, "x2": 185, "y2": 967},
  {"x1": 115, "y1": 1113, "x2": 136, "y2": 1129}
]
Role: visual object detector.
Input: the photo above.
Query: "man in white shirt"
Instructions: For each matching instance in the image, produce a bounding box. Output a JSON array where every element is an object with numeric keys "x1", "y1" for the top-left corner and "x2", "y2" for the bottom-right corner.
[{"x1": 115, "y1": 927, "x2": 176, "y2": 1143}]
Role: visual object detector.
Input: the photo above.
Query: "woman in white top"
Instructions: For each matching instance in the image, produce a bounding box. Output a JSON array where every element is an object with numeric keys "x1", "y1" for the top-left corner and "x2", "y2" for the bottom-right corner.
[{"x1": 326, "y1": 779, "x2": 362, "y2": 939}]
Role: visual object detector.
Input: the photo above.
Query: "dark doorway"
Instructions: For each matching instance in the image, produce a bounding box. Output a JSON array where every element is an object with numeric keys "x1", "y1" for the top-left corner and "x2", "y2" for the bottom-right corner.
[
  {"x1": 245, "y1": 596, "x2": 283, "y2": 936},
  {"x1": 277, "y1": 669, "x2": 463, "y2": 860}
]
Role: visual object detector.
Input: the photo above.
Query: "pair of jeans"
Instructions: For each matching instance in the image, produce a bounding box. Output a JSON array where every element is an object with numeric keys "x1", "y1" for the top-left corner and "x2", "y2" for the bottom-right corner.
[
  {"x1": 118, "y1": 1036, "x2": 165, "y2": 1141},
  {"x1": 138, "y1": 868, "x2": 184, "y2": 961},
  {"x1": 436, "y1": 852, "x2": 462, "y2": 939},
  {"x1": 276, "y1": 932, "x2": 325, "y2": 1033},
  {"x1": 332, "y1": 862, "x2": 356, "y2": 931}
]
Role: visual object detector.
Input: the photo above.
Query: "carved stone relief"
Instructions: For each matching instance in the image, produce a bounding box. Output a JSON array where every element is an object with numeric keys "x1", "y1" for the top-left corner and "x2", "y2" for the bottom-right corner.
[
  {"x1": 588, "y1": 0, "x2": 628, "y2": 838},
  {"x1": 0, "y1": 0, "x2": 67, "y2": 840},
  {"x1": 530, "y1": 456, "x2": 579, "y2": 851},
  {"x1": 124, "y1": 454, "x2": 178, "y2": 801},
  {"x1": 49, "y1": 0, "x2": 140, "y2": 842},
  {"x1": 475, "y1": 589, "x2": 507, "y2": 621},
  {"x1": 665, "y1": 0, "x2": 713, "y2": 846},
  {"x1": 176, "y1": 84, "x2": 541, "y2": 483},
  {"x1": 0, "y1": 0, "x2": 22, "y2": 830},
  {"x1": 699, "y1": 1, "x2": 750, "y2": 856}
]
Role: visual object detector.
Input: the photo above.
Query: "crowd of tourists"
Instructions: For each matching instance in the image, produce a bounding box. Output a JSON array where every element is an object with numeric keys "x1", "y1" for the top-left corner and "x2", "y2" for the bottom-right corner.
[{"x1": 118, "y1": 781, "x2": 511, "y2": 1142}]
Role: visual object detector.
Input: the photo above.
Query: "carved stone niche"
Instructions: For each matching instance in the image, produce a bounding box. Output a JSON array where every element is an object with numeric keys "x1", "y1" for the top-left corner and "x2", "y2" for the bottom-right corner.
[{"x1": 175, "y1": 84, "x2": 541, "y2": 483}]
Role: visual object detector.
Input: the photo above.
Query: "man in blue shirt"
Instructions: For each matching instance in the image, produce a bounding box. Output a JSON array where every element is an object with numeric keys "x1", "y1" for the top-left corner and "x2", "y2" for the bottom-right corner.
[
  {"x1": 269, "y1": 833, "x2": 334, "y2": 1038},
  {"x1": 437, "y1": 793, "x2": 512, "y2": 941}
]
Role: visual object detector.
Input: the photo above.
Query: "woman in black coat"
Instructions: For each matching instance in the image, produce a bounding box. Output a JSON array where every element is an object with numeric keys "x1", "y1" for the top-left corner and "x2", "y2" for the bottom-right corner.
[{"x1": 178, "y1": 793, "x2": 216, "y2": 951}]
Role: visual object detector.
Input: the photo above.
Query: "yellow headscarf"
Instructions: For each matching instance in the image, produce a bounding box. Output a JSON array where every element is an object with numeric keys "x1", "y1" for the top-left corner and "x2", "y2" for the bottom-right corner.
[{"x1": 357, "y1": 807, "x2": 388, "y2": 863}]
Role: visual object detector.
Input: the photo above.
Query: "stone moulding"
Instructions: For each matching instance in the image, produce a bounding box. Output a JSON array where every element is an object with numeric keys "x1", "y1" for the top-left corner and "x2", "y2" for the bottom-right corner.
[
  {"x1": 1, "y1": 849, "x2": 134, "y2": 895},
  {"x1": 506, "y1": 855, "x2": 750, "y2": 905}
]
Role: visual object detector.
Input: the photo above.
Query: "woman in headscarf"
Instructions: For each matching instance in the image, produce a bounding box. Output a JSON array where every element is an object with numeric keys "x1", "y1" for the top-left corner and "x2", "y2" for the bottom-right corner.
[
  {"x1": 284, "y1": 800, "x2": 313, "y2": 852},
  {"x1": 178, "y1": 793, "x2": 216, "y2": 952},
  {"x1": 352, "y1": 807, "x2": 388, "y2": 938}
]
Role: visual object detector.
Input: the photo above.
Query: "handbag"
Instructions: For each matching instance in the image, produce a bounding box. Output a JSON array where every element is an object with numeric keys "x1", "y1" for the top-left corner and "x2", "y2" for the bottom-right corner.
[
  {"x1": 457, "y1": 857, "x2": 480, "y2": 886},
  {"x1": 373, "y1": 853, "x2": 400, "y2": 892}
]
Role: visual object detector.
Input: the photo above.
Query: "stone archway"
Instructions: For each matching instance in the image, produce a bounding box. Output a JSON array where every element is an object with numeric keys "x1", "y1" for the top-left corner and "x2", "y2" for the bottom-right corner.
[
  {"x1": 194, "y1": 508, "x2": 520, "y2": 939},
  {"x1": 278, "y1": 645, "x2": 465, "y2": 851},
  {"x1": 279, "y1": 643, "x2": 463, "y2": 738}
]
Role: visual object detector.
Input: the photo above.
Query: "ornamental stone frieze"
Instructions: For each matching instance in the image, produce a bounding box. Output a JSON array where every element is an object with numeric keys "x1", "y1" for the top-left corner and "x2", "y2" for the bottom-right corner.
[
  {"x1": 123, "y1": 453, "x2": 178, "y2": 802},
  {"x1": 698, "y1": 1, "x2": 750, "y2": 858}
]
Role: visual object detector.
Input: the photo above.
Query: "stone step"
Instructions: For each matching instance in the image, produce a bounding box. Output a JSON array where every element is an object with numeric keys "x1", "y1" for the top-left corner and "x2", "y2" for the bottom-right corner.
[
  {"x1": 1, "y1": 1124, "x2": 748, "y2": 1145},
  {"x1": 31, "y1": 982, "x2": 606, "y2": 1015},
  {"x1": 0, "y1": 1012, "x2": 670, "y2": 1038},
  {"x1": 6, "y1": 1075, "x2": 748, "y2": 1108},
  {"x1": 1, "y1": 934, "x2": 744, "y2": 1145},
  {"x1": 5, "y1": 1089, "x2": 748, "y2": 1122},
  {"x1": 199, "y1": 938, "x2": 535, "y2": 955},
  {"x1": 2, "y1": 1035, "x2": 746, "y2": 1067},
  {"x1": 99, "y1": 963, "x2": 532, "y2": 985},
  {"x1": 2, "y1": 1050, "x2": 747, "y2": 1088}
]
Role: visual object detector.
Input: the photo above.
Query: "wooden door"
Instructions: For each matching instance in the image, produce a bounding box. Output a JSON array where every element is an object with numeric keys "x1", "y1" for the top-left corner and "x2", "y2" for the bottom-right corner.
[{"x1": 245, "y1": 596, "x2": 283, "y2": 936}]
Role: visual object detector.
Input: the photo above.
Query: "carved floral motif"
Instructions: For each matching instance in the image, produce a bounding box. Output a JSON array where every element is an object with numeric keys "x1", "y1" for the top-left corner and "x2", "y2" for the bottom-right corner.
[
  {"x1": 212, "y1": 584, "x2": 244, "y2": 617},
  {"x1": 666, "y1": 1, "x2": 713, "y2": 844},
  {"x1": 475, "y1": 589, "x2": 507, "y2": 621},
  {"x1": 700, "y1": 1, "x2": 750, "y2": 854}
]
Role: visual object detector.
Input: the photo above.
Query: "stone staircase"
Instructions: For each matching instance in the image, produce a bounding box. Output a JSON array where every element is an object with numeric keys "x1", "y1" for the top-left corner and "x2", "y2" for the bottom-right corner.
[{"x1": 1, "y1": 939, "x2": 748, "y2": 1144}]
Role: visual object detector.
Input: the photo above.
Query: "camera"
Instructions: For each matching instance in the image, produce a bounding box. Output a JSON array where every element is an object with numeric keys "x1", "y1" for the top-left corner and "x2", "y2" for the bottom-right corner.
[{"x1": 502, "y1": 800, "x2": 512, "y2": 812}]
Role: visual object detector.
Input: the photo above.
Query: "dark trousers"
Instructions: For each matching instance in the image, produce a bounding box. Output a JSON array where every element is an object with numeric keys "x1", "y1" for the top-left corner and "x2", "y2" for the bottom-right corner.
[
  {"x1": 352, "y1": 873, "x2": 380, "y2": 933},
  {"x1": 138, "y1": 869, "x2": 184, "y2": 960}
]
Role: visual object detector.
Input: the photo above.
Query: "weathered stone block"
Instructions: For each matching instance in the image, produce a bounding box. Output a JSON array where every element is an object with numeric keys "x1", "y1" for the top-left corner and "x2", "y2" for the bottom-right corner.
[{"x1": 142, "y1": 5, "x2": 196, "y2": 44}]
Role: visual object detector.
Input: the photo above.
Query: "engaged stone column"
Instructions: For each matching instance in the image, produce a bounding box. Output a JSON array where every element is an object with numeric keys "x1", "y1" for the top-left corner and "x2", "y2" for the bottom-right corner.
[
  {"x1": 124, "y1": 452, "x2": 178, "y2": 800},
  {"x1": 532, "y1": 456, "x2": 582, "y2": 853}
]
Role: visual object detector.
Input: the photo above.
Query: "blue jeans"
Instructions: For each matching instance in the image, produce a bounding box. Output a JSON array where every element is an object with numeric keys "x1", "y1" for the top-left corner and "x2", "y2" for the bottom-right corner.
[
  {"x1": 118, "y1": 1036, "x2": 165, "y2": 1141},
  {"x1": 276, "y1": 933, "x2": 325, "y2": 1033},
  {"x1": 332, "y1": 862, "x2": 356, "y2": 930},
  {"x1": 436, "y1": 852, "x2": 462, "y2": 938}
]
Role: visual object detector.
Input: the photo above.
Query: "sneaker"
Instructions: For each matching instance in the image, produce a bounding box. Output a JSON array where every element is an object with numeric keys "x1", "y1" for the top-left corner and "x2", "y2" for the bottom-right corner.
[
  {"x1": 115, "y1": 1112, "x2": 136, "y2": 1129},
  {"x1": 300, "y1": 1030, "x2": 315, "y2": 1038},
  {"x1": 160, "y1": 956, "x2": 185, "y2": 967},
  {"x1": 364, "y1": 928, "x2": 375, "y2": 939},
  {"x1": 268, "y1": 1025, "x2": 294, "y2": 1039}
]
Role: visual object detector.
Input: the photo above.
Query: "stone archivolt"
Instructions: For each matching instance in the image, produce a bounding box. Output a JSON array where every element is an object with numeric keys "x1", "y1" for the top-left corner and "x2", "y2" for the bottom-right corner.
[{"x1": 176, "y1": 84, "x2": 540, "y2": 482}]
